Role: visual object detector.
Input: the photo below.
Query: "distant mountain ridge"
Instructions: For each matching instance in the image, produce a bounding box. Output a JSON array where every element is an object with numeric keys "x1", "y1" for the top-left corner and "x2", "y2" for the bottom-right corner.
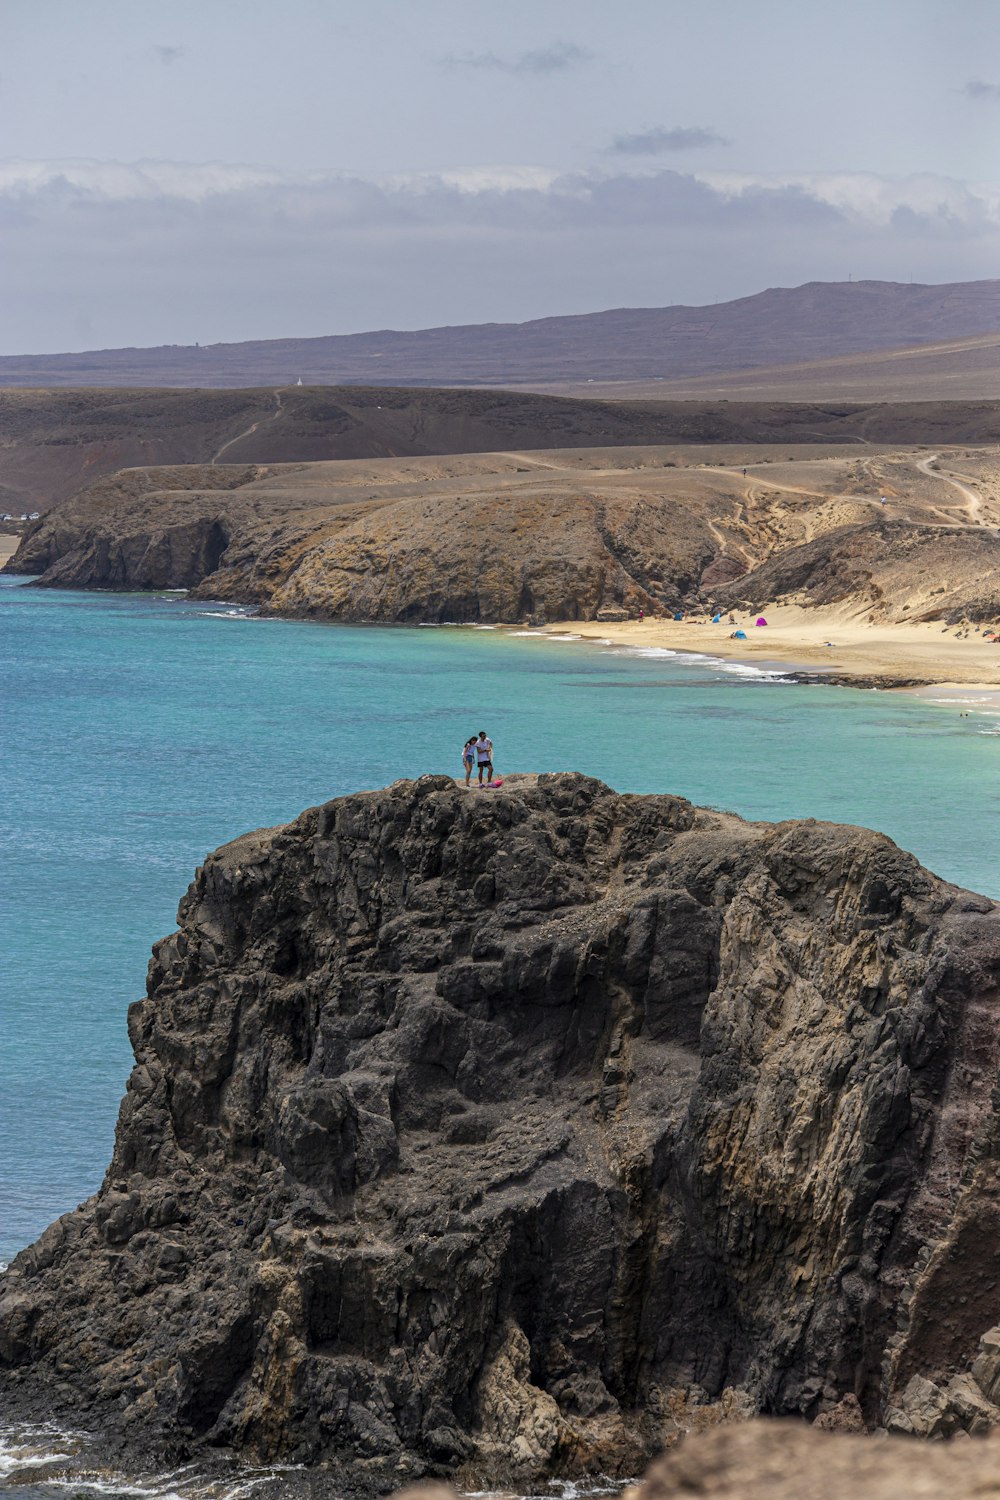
[{"x1": 2, "y1": 279, "x2": 1000, "y2": 389}]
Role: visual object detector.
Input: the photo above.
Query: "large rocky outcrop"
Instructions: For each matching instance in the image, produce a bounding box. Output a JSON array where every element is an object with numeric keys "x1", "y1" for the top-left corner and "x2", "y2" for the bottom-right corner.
[
  {"x1": 5, "y1": 775, "x2": 1000, "y2": 1492},
  {"x1": 6, "y1": 457, "x2": 716, "y2": 621}
]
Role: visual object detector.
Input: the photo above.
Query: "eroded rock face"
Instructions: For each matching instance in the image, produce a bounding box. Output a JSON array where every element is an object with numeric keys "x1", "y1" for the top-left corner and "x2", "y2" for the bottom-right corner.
[
  {"x1": 7, "y1": 459, "x2": 711, "y2": 622},
  {"x1": 717, "y1": 518, "x2": 1000, "y2": 623},
  {"x1": 4, "y1": 775, "x2": 1000, "y2": 1489}
]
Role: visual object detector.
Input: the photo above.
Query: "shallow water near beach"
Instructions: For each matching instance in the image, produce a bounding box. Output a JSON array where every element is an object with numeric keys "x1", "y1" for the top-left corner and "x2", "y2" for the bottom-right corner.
[{"x1": 5, "y1": 578, "x2": 1000, "y2": 1491}]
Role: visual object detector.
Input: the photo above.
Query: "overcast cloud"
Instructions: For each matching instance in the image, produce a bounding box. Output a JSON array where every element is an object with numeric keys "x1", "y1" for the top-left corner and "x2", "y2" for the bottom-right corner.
[
  {"x1": 1, "y1": 0, "x2": 999, "y2": 353},
  {"x1": 608, "y1": 127, "x2": 731, "y2": 155},
  {"x1": 442, "y1": 42, "x2": 593, "y2": 75}
]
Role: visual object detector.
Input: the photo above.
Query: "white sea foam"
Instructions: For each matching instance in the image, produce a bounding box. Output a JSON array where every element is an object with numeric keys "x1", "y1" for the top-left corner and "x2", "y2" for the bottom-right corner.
[
  {"x1": 1, "y1": 1420, "x2": 612, "y2": 1500},
  {"x1": 624, "y1": 646, "x2": 789, "y2": 681},
  {"x1": 708, "y1": 659, "x2": 791, "y2": 681},
  {"x1": 0, "y1": 1425, "x2": 300, "y2": 1497},
  {"x1": 464, "y1": 1479, "x2": 628, "y2": 1500},
  {"x1": 0, "y1": 1425, "x2": 83, "y2": 1478},
  {"x1": 928, "y1": 696, "x2": 992, "y2": 706},
  {"x1": 534, "y1": 630, "x2": 796, "y2": 685},
  {"x1": 612, "y1": 645, "x2": 679, "y2": 660},
  {"x1": 46, "y1": 1474, "x2": 277, "y2": 1498}
]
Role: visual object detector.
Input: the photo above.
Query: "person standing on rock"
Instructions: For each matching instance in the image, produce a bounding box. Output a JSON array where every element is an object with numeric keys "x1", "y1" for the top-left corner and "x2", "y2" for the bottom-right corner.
[
  {"x1": 475, "y1": 730, "x2": 494, "y2": 786},
  {"x1": 462, "y1": 737, "x2": 477, "y2": 785}
]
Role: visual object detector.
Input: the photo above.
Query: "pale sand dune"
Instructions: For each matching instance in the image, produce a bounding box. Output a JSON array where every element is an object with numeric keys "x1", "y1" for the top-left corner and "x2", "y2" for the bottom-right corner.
[
  {"x1": 546, "y1": 605, "x2": 1000, "y2": 692},
  {"x1": 0, "y1": 533, "x2": 21, "y2": 566}
]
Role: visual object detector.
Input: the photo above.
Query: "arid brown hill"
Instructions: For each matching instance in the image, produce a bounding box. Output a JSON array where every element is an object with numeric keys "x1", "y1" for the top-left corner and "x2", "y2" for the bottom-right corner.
[
  {"x1": 3, "y1": 384, "x2": 1000, "y2": 518},
  {"x1": 1, "y1": 384, "x2": 713, "y2": 511},
  {"x1": 5, "y1": 776, "x2": 1000, "y2": 1492},
  {"x1": 10, "y1": 440, "x2": 1000, "y2": 625},
  {"x1": 0, "y1": 279, "x2": 998, "y2": 388}
]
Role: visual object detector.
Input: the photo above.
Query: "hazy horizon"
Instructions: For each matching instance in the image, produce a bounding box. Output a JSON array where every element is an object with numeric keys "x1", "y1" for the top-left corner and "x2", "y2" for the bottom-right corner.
[
  {"x1": 3, "y1": 0, "x2": 1000, "y2": 355},
  {"x1": 4, "y1": 274, "x2": 997, "y2": 361}
]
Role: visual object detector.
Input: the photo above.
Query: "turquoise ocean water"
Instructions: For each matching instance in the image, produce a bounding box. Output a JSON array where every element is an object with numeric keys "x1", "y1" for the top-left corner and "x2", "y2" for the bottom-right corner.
[
  {"x1": 4, "y1": 577, "x2": 1000, "y2": 1266},
  {"x1": 3, "y1": 575, "x2": 1000, "y2": 1492}
]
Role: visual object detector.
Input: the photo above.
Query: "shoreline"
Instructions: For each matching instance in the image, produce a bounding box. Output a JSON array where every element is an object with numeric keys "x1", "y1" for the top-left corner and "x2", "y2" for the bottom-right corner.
[
  {"x1": 542, "y1": 606, "x2": 1000, "y2": 701},
  {"x1": 8, "y1": 564, "x2": 1000, "y2": 704}
]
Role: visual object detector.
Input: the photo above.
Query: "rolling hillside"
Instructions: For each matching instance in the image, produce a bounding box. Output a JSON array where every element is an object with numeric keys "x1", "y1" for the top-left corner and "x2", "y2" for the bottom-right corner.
[{"x1": 6, "y1": 385, "x2": 1000, "y2": 514}]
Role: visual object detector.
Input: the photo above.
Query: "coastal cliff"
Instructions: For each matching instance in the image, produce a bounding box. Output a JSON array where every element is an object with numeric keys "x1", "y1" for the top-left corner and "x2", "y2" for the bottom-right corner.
[
  {"x1": 5, "y1": 455, "x2": 715, "y2": 620},
  {"x1": 5, "y1": 775, "x2": 1000, "y2": 1490},
  {"x1": 9, "y1": 439, "x2": 1000, "y2": 627}
]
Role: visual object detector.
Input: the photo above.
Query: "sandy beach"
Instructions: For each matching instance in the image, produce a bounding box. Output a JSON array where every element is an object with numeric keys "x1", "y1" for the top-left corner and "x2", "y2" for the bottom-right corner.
[
  {"x1": 0, "y1": 533, "x2": 20, "y2": 567},
  {"x1": 545, "y1": 604, "x2": 1000, "y2": 697}
]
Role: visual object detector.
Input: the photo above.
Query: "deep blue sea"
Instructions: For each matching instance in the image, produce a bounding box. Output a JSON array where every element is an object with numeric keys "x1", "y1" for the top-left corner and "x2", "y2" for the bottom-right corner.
[{"x1": 3, "y1": 576, "x2": 1000, "y2": 1492}]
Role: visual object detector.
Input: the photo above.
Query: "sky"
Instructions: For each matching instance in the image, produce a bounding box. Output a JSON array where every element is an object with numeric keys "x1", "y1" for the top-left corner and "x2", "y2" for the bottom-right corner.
[{"x1": 1, "y1": 0, "x2": 999, "y2": 353}]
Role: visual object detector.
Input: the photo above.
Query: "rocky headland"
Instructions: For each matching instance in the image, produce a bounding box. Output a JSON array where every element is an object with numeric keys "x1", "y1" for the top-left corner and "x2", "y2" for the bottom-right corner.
[
  {"x1": 5, "y1": 774, "x2": 1000, "y2": 1491},
  {"x1": 8, "y1": 440, "x2": 1000, "y2": 629},
  {"x1": 5, "y1": 452, "x2": 707, "y2": 618}
]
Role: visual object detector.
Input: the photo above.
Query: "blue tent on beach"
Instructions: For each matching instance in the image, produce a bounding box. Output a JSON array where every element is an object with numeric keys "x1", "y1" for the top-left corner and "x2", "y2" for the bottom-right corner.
[{"x1": 732, "y1": 629, "x2": 747, "y2": 639}]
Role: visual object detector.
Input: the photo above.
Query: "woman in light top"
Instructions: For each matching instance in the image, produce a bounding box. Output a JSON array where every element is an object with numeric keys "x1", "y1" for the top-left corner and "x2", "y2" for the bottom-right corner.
[{"x1": 462, "y1": 737, "x2": 477, "y2": 785}]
